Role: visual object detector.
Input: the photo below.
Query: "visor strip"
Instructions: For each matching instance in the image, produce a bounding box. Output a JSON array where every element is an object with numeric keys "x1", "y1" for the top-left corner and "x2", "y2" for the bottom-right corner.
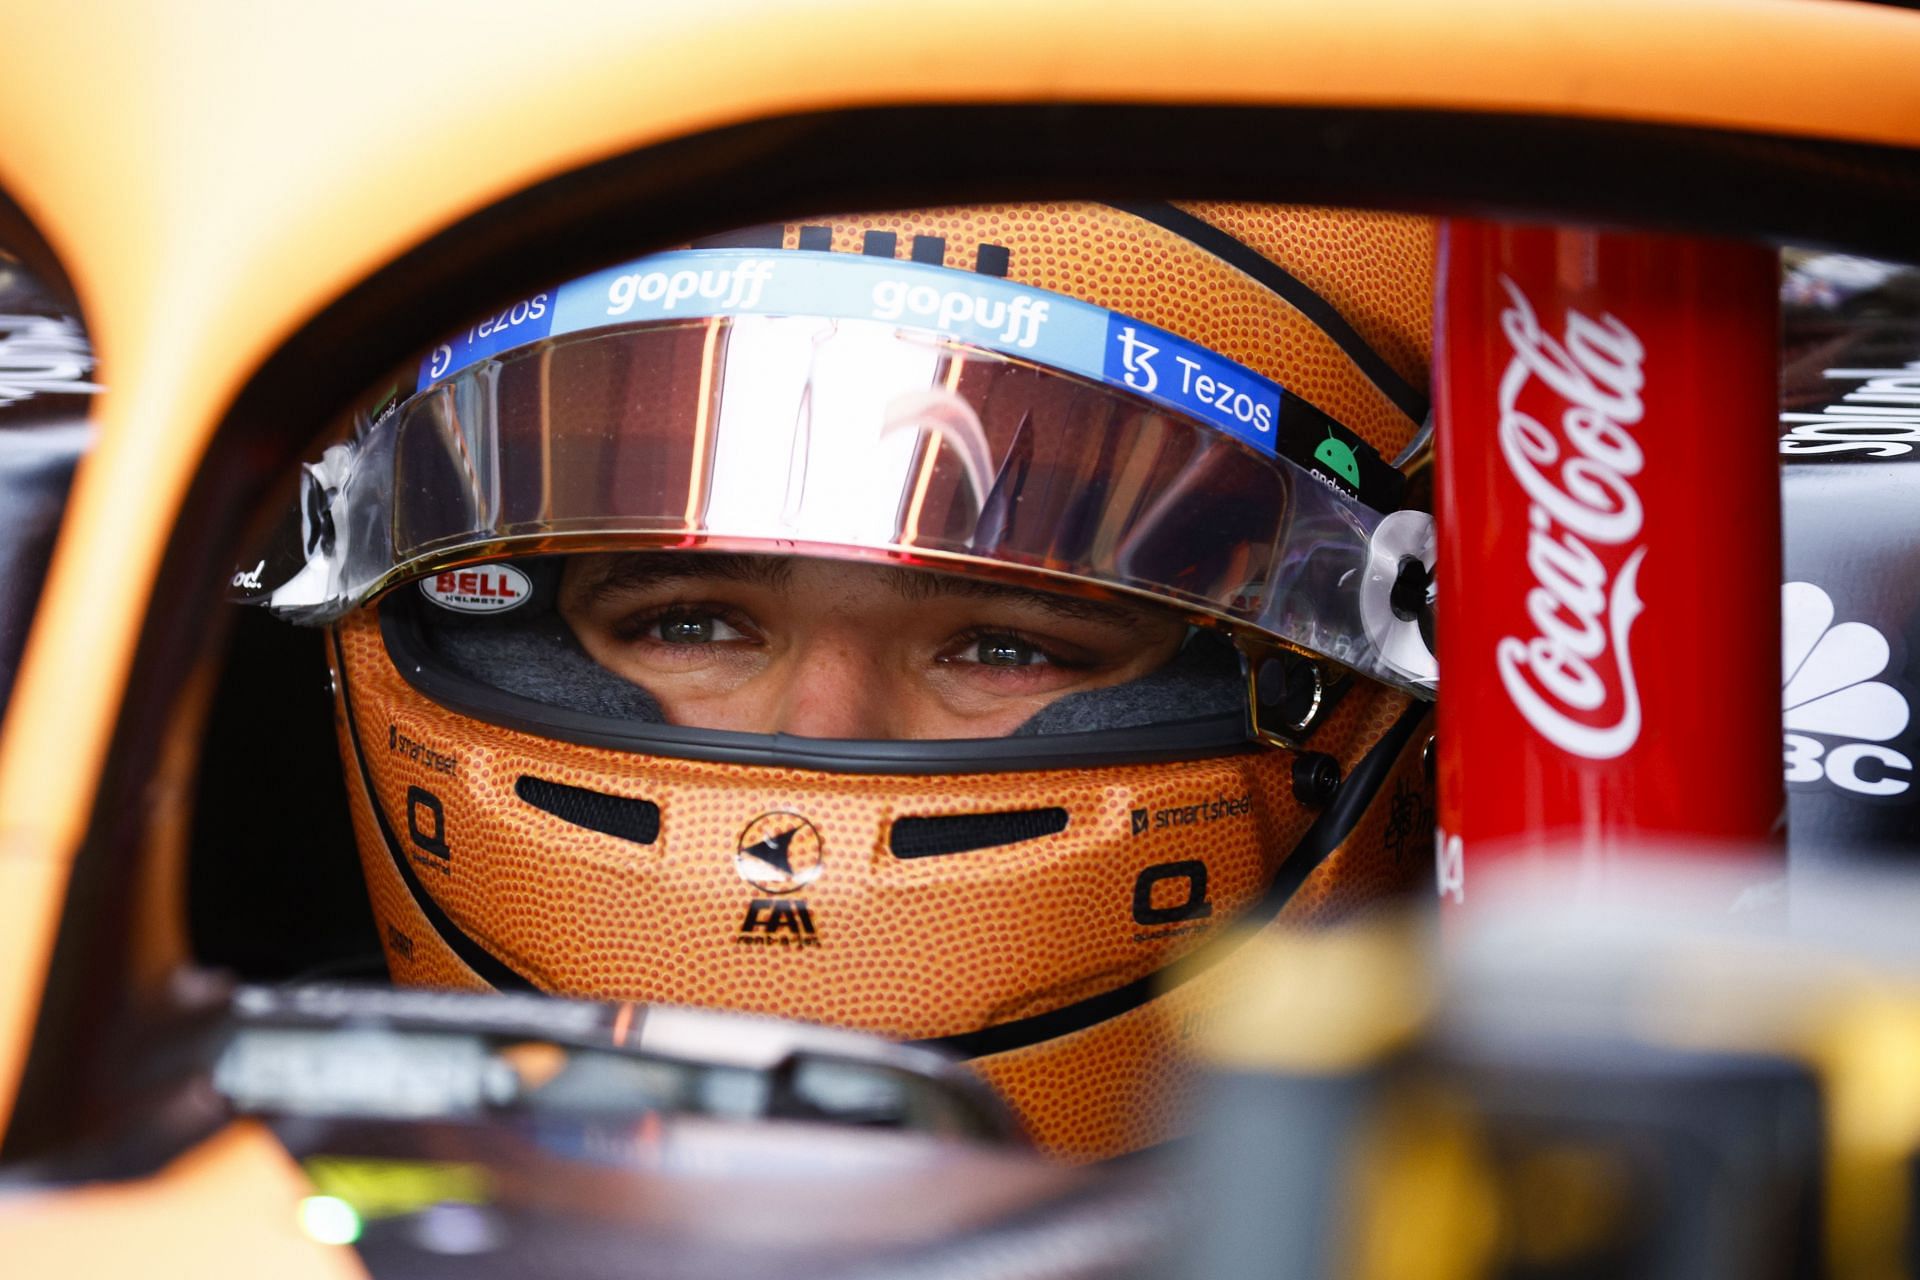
[{"x1": 416, "y1": 247, "x2": 1371, "y2": 474}]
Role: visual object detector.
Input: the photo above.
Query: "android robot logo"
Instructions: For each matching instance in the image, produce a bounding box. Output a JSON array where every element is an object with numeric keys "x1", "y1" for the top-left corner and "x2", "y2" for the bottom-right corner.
[{"x1": 1314, "y1": 429, "x2": 1361, "y2": 490}]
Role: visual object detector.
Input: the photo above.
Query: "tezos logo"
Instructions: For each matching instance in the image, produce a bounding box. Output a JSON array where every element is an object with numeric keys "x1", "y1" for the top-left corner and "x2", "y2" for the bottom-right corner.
[
  {"x1": 734, "y1": 812, "x2": 824, "y2": 895},
  {"x1": 1783, "y1": 581, "x2": 1913, "y2": 797},
  {"x1": 421, "y1": 564, "x2": 532, "y2": 614}
]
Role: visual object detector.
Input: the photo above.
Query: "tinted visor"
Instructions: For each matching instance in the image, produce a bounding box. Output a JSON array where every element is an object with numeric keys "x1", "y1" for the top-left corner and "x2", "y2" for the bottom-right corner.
[{"x1": 255, "y1": 314, "x2": 1431, "y2": 693}]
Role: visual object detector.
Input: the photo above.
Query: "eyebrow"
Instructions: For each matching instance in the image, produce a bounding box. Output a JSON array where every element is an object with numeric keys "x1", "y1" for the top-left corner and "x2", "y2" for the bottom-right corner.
[
  {"x1": 577, "y1": 551, "x2": 1147, "y2": 625},
  {"x1": 580, "y1": 552, "x2": 793, "y2": 601},
  {"x1": 877, "y1": 568, "x2": 1145, "y2": 624}
]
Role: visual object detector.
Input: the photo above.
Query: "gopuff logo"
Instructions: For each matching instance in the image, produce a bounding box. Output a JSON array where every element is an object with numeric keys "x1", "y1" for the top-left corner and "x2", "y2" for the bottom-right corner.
[
  {"x1": 1492, "y1": 276, "x2": 1649, "y2": 761},
  {"x1": 871, "y1": 279, "x2": 1049, "y2": 349},
  {"x1": 734, "y1": 812, "x2": 824, "y2": 895},
  {"x1": 1783, "y1": 581, "x2": 1913, "y2": 797},
  {"x1": 606, "y1": 258, "x2": 775, "y2": 316}
]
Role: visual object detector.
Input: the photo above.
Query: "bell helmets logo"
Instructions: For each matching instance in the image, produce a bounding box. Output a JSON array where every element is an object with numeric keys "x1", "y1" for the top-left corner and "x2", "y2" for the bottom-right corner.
[
  {"x1": 1783, "y1": 581, "x2": 1913, "y2": 798},
  {"x1": 421, "y1": 564, "x2": 532, "y2": 614},
  {"x1": 734, "y1": 813, "x2": 824, "y2": 895},
  {"x1": 1491, "y1": 276, "x2": 1649, "y2": 761}
]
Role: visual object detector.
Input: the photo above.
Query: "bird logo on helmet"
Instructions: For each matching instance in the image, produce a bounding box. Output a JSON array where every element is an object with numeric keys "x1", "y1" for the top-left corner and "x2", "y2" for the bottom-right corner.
[{"x1": 247, "y1": 200, "x2": 1439, "y2": 1160}]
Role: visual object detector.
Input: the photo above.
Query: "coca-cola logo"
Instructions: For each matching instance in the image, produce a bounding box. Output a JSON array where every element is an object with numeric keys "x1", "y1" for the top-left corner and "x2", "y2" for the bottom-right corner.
[{"x1": 1493, "y1": 277, "x2": 1648, "y2": 760}]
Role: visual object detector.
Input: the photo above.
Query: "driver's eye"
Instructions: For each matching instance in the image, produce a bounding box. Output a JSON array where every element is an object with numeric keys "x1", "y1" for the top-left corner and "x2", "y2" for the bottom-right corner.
[
  {"x1": 975, "y1": 636, "x2": 1039, "y2": 667},
  {"x1": 654, "y1": 612, "x2": 744, "y2": 644},
  {"x1": 661, "y1": 616, "x2": 712, "y2": 644}
]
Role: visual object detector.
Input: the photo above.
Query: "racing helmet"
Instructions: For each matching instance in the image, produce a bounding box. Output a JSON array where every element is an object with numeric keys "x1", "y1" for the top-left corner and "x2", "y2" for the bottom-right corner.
[{"x1": 240, "y1": 201, "x2": 1441, "y2": 1159}]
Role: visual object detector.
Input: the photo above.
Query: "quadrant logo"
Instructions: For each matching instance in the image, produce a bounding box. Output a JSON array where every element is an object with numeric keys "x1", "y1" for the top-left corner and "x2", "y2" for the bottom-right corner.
[{"x1": 1783, "y1": 581, "x2": 1913, "y2": 797}]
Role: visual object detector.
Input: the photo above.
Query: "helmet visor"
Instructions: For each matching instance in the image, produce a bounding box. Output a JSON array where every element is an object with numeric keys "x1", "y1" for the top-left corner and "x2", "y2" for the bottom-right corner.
[{"x1": 245, "y1": 262, "x2": 1433, "y2": 694}]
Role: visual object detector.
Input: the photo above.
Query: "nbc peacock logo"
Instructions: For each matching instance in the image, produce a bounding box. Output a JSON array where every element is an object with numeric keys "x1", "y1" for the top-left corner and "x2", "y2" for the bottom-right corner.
[{"x1": 1783, "y1": 581, "x2": 1913, "y2": 798}]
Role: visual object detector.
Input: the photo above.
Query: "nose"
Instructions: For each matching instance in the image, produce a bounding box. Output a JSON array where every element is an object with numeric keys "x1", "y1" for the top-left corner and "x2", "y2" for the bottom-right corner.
[{"x1": 770, "y1": 636, "x2": 897, "y2": 739}]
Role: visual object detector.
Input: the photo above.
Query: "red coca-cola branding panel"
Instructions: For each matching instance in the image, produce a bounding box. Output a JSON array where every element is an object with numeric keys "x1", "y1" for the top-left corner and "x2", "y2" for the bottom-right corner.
[{"x1": 1434, "y1": 221, "x2": 1782, "y2": 900}]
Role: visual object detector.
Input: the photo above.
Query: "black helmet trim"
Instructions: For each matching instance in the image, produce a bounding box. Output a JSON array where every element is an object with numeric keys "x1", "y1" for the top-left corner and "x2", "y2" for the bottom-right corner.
[{"x1": 377, "y1": 590, "x2": 1256, "y2": 776}]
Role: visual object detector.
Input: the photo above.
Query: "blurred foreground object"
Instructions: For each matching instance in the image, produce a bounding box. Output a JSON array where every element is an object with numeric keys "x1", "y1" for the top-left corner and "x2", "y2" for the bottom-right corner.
[
  {"x1": 2, "y1": 985, "x2": 1180, "y2": 1278},
  {"x1": 1184, "y1": 860, "x2": 1920, "y2": 1279}
]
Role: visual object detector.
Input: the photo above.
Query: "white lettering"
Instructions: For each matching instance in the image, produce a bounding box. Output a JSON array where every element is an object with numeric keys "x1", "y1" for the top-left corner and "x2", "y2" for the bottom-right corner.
[
  {"x1": 0, "y1": 314, "x2": 99, "y2": 406},
  {"x1": 1784, "y1": 733, "x2": 1825, "y2": 784},
  {"x1": 870, "y1": 278, "x2": 1049, "y2": 349},
  {"x1": 1435, "y1": 830, "x2": 1465, "y2": 904},
  {"x1": 1782, "y1": 361, "x2": 1920, "y2": 458},
  {"x1": 1822, "y1": 362, "x2": 1920, "y2": 380},
  {"x1": 1827, "y1": 742, "x2": 1913, "y2": 797},
  {"x1": 1787, "y1": 733, "x2": 1916, "y2": 797},
  {"x1": 608, "y1": 260, "x2": 774, "y2": 317},
  {"x1": 1493, "y1": 277, "x2": 1649, "y2": 760},
  {"x1": 1173, "y1": 354, "x2": 1200, "y2": 393},
  {"x1": 468, "y1": 293, "x2": 550, "y2": 342},
  {"x1": 664, "y1": 269, "x2": 699, "y2": 307}
]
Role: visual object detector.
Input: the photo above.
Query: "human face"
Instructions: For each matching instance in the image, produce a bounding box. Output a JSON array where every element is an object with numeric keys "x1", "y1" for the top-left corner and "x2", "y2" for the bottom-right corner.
[{"x1": 557, "y1": 553, "x2": 1188, "y2": 739}]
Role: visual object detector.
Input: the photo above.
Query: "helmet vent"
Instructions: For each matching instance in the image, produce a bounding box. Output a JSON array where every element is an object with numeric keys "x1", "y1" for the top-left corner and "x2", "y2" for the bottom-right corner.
[
  {"x1": 515, "y1": 776, "x2": 661, "y2": 845},
  {"x1": 889, "y1": 808, "x2": 1068, "y2": 859}
]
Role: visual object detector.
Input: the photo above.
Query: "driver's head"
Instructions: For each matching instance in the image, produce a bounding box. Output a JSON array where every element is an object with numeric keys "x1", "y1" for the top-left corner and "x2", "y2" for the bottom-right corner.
[{"x1": 247, "y1": 201, "x2": 1440, "y2": 1160}]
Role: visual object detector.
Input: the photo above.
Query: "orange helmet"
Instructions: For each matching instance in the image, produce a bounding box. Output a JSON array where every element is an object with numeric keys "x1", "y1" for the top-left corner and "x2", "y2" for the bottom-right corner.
[{"x1": 242, "y1": 202, "x2": 1439, "y2": 1160}]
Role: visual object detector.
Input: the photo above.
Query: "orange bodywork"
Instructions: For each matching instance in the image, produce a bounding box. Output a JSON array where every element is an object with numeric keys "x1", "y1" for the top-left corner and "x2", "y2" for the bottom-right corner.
[
  {"x1": 0, "y1": 0, "x2": 1917, "y2": 1247},
  {"x1": 0, "y1": 1122, "x2": 368, "y2": 1278}
]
